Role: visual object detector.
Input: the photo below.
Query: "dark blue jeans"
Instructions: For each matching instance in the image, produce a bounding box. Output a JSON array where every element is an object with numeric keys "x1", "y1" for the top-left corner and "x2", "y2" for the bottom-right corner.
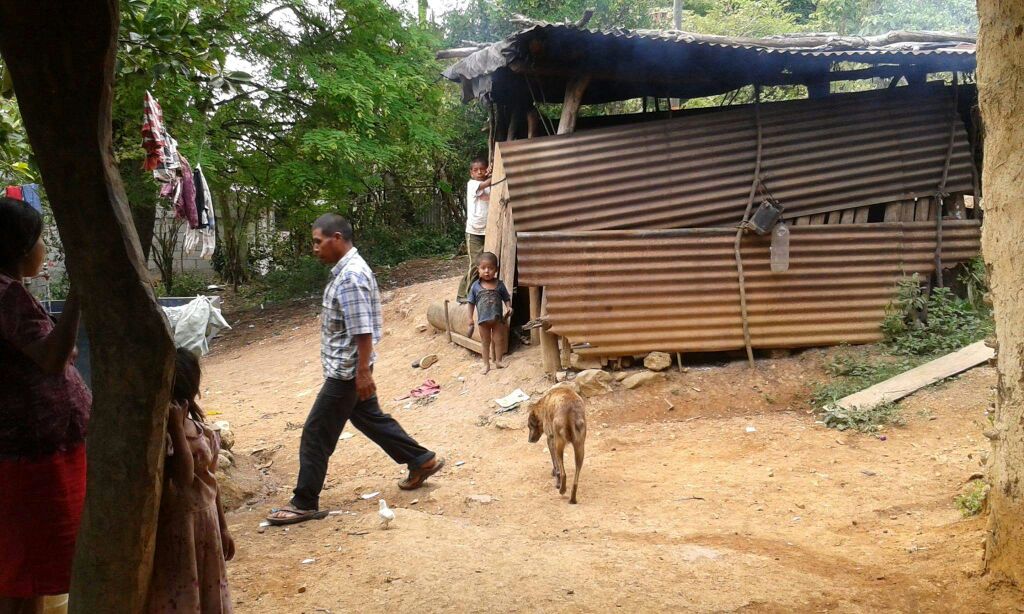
[{"x1": 291, "y1": 376, "x2": 435, "y2": 510}]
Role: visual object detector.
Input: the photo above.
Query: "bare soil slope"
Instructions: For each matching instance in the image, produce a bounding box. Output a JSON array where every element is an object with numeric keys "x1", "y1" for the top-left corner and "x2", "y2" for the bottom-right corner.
[{"x1": 204, "y1": 276, "x2": 1020, "y2": 613}]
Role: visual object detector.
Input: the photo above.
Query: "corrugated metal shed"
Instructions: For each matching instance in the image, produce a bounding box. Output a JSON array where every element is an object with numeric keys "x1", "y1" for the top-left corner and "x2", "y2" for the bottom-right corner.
[
  {"x1": 497, "y1": 87, "x2": 973, "y2": 232},
  {"x1": 517, "y1": 221, "x2": 981, "y2": 356}
]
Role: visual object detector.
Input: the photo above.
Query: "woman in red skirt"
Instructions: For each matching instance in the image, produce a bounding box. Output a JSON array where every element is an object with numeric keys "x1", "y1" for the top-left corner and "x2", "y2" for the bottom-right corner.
[{"x1": 0, "y1": 198, "x2": 91, "y2": 614}]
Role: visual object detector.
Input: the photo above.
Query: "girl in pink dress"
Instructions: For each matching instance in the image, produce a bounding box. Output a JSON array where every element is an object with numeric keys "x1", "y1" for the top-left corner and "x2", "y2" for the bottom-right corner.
[{"x1": 146, "y1": 349, "x2": 235, "y2": 613}]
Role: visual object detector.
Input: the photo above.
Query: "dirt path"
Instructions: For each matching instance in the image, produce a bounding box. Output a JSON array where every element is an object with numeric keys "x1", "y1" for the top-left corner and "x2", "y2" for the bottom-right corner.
[{"x1": 203, "y1": 276, "x2": 1020, "y2": 613}]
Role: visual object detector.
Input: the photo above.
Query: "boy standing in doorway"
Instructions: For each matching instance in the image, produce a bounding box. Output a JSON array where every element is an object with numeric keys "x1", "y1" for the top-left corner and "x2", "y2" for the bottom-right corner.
[{"x1": 457, "y1": 156, "x2": 491, "y2": 303}]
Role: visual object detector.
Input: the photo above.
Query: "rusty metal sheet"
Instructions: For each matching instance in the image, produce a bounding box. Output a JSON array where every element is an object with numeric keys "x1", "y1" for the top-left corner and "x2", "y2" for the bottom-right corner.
[
  {"x1": 517, "y1": 221, "x2": 981, "y2": 356},
  {"x1": 443, "y1": 23, "x2": 975, "y2": 83},
  {"x1": 498, "y1": 87, "x2": 974, "y2": 232}
]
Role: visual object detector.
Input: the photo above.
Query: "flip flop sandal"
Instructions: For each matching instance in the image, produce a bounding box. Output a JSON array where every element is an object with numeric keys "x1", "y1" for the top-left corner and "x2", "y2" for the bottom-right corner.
[
  {"x1": 399, "y1": 457, "x2": 445, "y2": 490},
  {"x1": 265, "y1": 506, "x2": 329, "y2": 526},
  {"x1": 410, "y1": 380, "x2": 441, "y2": 398}
]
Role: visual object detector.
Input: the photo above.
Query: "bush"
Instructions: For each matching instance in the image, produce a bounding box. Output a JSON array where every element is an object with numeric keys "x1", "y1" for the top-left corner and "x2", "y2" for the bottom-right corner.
[
  {"x1": 49, "y1": 275, "x2": 71, "y2": 300},
  {"x1": 169, "y1": 273, "x2": 211, "y2": 297},
  {"x1": 882, "y1": 274, "x2": 993, "y2": 357},
  {"x1": 811, "y1": 351, "x2": 919, "y2": 409},
  {"x1": 955, "y1": 480, "x2": 989, "y2": 517},
  {"x1": 246, "y1": 256, "x2": 330, "y2": 304},
  {"x1": 819, "y1": 402, "x2": 904, "y2": 433},
  {"x1": 358, "y1": 225, "x2": 463, "y2": 269},
  {"x1": 811, "y1": 270, "x2": 994, "y2": 434}
]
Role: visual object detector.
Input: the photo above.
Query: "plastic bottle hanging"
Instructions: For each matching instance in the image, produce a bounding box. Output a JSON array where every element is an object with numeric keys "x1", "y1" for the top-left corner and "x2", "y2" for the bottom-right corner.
[{"x1": 770, "y1": 222, "x2": 790, "y2": 273}]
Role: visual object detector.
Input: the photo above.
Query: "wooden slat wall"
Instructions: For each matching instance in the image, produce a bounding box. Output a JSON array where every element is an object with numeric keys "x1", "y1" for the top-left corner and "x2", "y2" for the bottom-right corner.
[{"x1": 786, "y1": 193, "x2": 968, "y2": 226}]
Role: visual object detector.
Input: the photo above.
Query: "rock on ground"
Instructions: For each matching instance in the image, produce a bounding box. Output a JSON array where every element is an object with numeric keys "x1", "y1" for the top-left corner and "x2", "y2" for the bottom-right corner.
[
  {"x1": 623, "y1": 370, "x2": 665, "y2": 390},
  {"x1": 644, "y1": 352, "x2": 673, "y2": 372},
  {"x1": 574, "y1": 369, "x2": 613, "y2": 397}
]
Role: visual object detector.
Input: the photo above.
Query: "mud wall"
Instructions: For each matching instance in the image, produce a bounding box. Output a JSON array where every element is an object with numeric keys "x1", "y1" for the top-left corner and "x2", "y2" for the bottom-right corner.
[{"x1": 978, "y1": 0, "x2": 1024, "y2": 587}]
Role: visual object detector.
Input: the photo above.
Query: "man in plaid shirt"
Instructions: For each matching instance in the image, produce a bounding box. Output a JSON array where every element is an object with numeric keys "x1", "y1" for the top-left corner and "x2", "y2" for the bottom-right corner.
[{"x1": 268, "y1": 214, "x2": 444, "y2": 525}]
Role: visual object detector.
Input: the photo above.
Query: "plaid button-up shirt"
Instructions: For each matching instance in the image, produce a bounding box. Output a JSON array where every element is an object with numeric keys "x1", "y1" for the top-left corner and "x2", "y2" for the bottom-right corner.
[{"x1": 320, "y1": 248, "x2": 382, "y2": 380}]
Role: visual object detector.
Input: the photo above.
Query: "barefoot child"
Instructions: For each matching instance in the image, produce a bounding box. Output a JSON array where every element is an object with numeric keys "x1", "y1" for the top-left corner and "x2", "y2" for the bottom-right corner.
[
  {"x1": 466, "y1": 252, "x2": 512, "y2": 374},
  {"x1": 146, "y1": 348, "x2": 234, "y2": 613}
]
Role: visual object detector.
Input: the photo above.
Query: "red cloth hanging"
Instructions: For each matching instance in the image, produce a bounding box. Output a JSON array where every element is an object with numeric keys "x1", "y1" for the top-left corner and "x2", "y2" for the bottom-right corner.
[{"x1": 141, "y1": 91, "x2": 167, "y2": 172}]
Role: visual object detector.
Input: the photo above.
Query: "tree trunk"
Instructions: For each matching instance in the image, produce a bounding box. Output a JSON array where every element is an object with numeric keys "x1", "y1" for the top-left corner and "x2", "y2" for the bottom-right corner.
[
  {"x1": 978, "y1": 0, "x2": 1024, "y2": 588},
  {"x1": 0, "y1": 2, "x2": 176, "y2": 612}
]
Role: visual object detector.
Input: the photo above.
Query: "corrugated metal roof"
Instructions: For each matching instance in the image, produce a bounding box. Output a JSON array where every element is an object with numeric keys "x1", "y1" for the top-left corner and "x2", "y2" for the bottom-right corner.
[
  {"x1": 497, "y1": 87, "x2": 973, "y2": 232},
  {"x1": 517, "y1": 221, "x2": 981, "y2": 356},
  {"x1": 442, "y1": 23, "x2": 976, "y2": 103}
]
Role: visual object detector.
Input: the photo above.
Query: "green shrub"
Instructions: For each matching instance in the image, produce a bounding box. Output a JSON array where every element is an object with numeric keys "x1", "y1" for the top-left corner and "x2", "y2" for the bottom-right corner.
[
  {"x1": 811, "y1": 351, "x2": 919, "y2": 410},
  {"x1": 49, "y1": 275, "x2": 71, "y2": 300},
  {"x1": 819, "y1": 402, "x2": 904, "y2": 433},
  {"x1": 247, "y1": 256, "x2": 330, "y2": 304},
  {"x1": 170, "y1": 273, "x2": 211, "y2": 297},
  {"x1": 955, "y1": 480, "x2": 989, "y2": 517},
  {"x1": 882, "y1": 274, "x2": 993, "y2": 357},
  {"x1": 959, "y1": 256, "x2": 989, "y2": 311},
  {"x1": 358, "y1": 225, "x2": 463, "y2": 269}
]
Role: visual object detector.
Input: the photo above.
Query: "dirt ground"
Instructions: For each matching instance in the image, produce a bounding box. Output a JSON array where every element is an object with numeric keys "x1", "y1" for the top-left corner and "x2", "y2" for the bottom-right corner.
[{"x1": 201, "y1": 274, "x2": 1022, "y2": 613}]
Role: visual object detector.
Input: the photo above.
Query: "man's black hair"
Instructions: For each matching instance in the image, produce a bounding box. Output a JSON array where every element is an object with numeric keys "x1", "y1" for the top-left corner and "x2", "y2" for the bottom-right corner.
[
  {"x1": 312, "y1": 213, "x2": 354, "y2": 241},
  {"x1": 0, "y1": 197, "x2": 43, "y2": 270},
  {"x1": 470, "y1": 156, "x2": 488, "y2": 167},
  {"x1": 477, "y1": 251, "x2": 499, "y2": 268}
]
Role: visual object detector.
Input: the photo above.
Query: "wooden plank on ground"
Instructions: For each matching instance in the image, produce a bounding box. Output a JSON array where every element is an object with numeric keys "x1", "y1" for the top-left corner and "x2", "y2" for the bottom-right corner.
[
  {"x1": 450, "y1": 332, "x2": 483, "y2": 355},
  {"x1": 836, "y1": 341, "x2": 994, "y2": 411}
]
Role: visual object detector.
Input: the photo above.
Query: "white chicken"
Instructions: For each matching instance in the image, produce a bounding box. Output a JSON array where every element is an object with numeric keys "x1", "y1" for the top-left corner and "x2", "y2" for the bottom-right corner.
[{"x1": 378, "y1": 499, "x2": 396, "y2": 530}]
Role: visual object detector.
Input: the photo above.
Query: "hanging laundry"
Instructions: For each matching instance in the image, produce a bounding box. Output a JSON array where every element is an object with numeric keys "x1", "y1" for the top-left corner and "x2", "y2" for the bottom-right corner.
[
  {"x1": 141, "y1": 91, "x2": 167, "y2": 172},
  {"x1": 193, "y1": 166, "x2": 208, "y2": 229},
  {"x1": 200, "y1": 227, "x2": 216, "y2": 260},
  {"x1": 142, "y1": 91, "x2": 180, "y2": 182},
  {"x1": 175, "y1": 155, "x2": 199, "y2": 229},
  {"x1": 203, "y1": 178, "x2": 215, "y2": 231},
  {"x1": 5, "y1": 185, "x2": 24, "y2": 200},
  {"x1": 20, "y1": 184, "x2": 42, "y2": 212},
  {"x1": 183, "y1": 226, "x2": 202, "y2": 255}
]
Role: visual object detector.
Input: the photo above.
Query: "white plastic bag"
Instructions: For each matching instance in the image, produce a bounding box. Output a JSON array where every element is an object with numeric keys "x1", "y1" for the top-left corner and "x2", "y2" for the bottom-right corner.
[{"x1": 162, "y1": 296, "x2": 231, "y2": 356}]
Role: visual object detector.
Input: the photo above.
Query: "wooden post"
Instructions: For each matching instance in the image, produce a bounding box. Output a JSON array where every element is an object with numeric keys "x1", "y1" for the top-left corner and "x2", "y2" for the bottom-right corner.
[
  {"x1": 539, "y1": 289, "x2": 560, "y2": 376},
  {"x1": 559, "y1": 336, "x2": 571, "y2": 369},
  {"x1": 527, "y1": 108, "x2": 543, "y2": 139},
  {"x1": 487, "y1": 102, "x2": 495, "y2": 165},
  {"x1": 443, "y1": 299, "x2": 453, "y2": 343},
  {"x1": 558, "y1": 74, "x2": 592, "y2": 135},
  {"x1": 528, "y1": 287, "x2": 541, "y2": 345},
  {"x1": 0, "y1": 1, "x2": 176, "y2": 611}
]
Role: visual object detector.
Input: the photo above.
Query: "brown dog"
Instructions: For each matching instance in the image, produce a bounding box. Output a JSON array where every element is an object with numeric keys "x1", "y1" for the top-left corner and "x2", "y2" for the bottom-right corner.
[{"x1": 527, "y1": 386, "x2": 587, "y2": 504}]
